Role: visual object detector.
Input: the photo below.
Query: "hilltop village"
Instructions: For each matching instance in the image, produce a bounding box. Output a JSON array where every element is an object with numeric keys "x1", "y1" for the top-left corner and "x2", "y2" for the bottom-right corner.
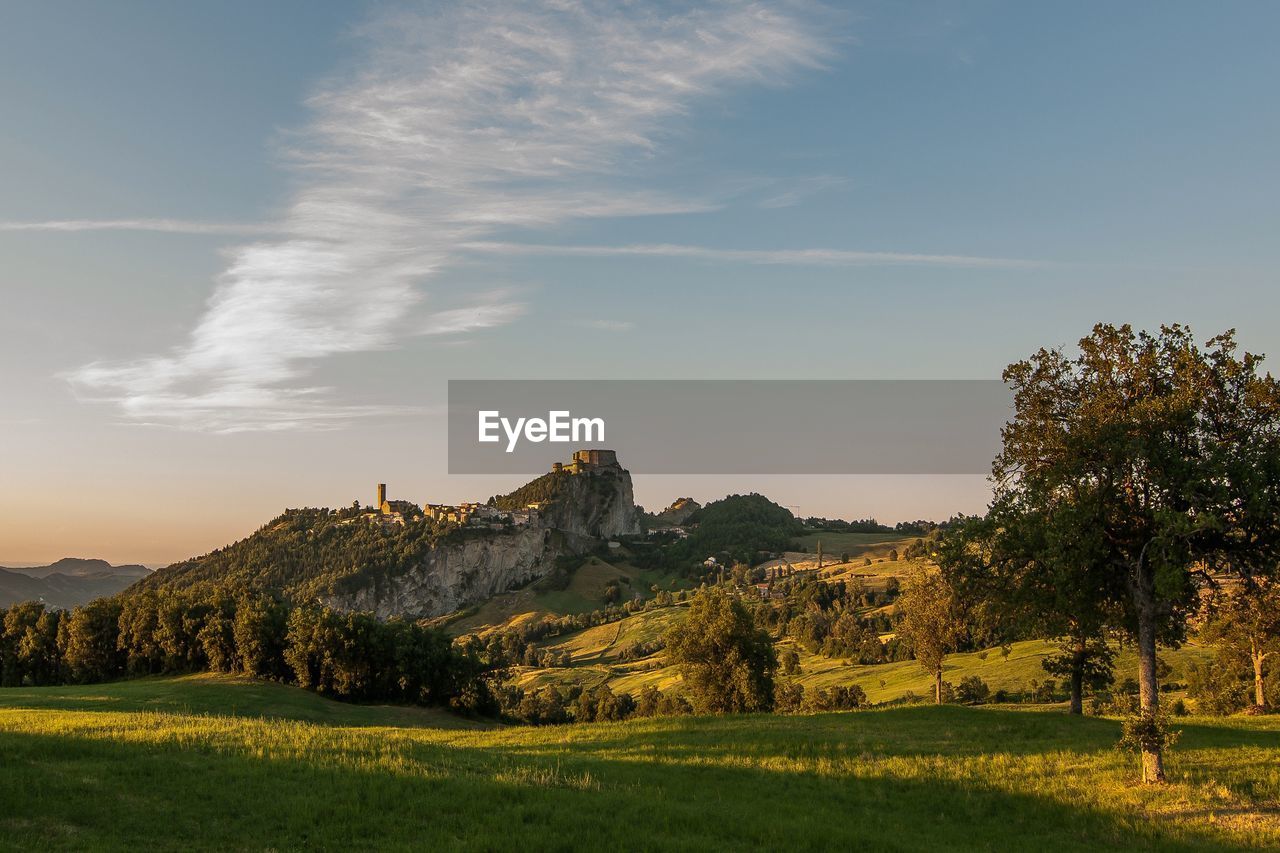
[{"x1": 366, "y1": 449, "x2": 625, "y2": 530}]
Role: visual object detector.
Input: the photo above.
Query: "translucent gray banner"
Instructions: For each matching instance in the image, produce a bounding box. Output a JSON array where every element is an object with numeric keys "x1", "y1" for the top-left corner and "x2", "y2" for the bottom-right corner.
[{"x1": 448, "y1": 380, "x2": 1010, "y2": 475}]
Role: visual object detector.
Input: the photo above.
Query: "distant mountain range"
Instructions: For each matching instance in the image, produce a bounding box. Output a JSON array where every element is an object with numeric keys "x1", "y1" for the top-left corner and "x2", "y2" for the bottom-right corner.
[{"x1": 0, "y1": 558, "x2": 151, "y2": 609}]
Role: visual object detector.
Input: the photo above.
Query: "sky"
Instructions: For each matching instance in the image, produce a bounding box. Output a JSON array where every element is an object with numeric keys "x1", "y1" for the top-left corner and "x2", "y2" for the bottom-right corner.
[{"x1": 2, "y1": 1, "x2": 1278, "y2": 566}]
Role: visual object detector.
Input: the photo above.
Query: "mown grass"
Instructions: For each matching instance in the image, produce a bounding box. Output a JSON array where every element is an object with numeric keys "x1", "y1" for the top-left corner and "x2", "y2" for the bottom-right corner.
[{"x1": 1, "y1": 676, "x2": 1278, "y2": 851}]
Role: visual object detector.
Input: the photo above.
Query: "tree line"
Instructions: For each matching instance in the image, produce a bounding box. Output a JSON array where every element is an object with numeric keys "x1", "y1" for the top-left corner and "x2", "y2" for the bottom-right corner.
[{"x1": 0, "y1": 592, "x2": 492, "y2": 711}]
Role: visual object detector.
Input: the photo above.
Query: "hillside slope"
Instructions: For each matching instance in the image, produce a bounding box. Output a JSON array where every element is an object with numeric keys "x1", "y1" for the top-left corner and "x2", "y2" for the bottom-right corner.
[{"x1": 132, "y1": 460, "x2": 640, "y2": 619}]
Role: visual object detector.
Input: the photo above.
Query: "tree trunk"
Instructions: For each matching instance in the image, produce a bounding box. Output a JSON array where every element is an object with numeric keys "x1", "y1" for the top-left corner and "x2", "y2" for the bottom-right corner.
[
  {"x1": 1069, "y1": 638, "x2": 1085, "y2": 715},
  {"x1": 1253, "y1": 648, "x2": 1268, "y2": 709},
  {"x1": 1136, "y1": 602, "x2": 1165, "y2": 783},
  {"x1": 934, "y1": 668, "x2": 943, "y2": 705}
]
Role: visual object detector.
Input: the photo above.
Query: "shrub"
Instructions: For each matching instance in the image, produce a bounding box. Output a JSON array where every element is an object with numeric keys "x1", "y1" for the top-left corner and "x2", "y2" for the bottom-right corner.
[
  {"x1": 956, "y1": 675, "x2": 991, "y2": 705},
  {"x1": 1117, "y1": 711, "x2": 1181, "y2": 756}
]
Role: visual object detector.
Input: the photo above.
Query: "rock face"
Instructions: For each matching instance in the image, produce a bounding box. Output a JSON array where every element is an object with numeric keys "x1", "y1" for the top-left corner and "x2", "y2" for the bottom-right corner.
[
  {"x1": 653, "y1": 497, "x2": 701, "y2": 526},
  {"x1": 536, "y1": 465, "x2": 641, "y2": 539},
  {"x1": 323, "y1": 526, "x2": 592, "y2": 619},
  {"x1": 326, "y1": 460, "x2": 640, "y2": 619}
]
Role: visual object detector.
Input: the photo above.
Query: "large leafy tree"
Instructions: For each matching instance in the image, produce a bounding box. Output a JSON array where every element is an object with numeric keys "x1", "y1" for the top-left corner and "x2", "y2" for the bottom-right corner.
[
  {"x1": 664, "y1": 588, "x2": 776, "y2": 713},
  {"x1": 994, "y1": 324, "x2": 1280, "y2": 782}
]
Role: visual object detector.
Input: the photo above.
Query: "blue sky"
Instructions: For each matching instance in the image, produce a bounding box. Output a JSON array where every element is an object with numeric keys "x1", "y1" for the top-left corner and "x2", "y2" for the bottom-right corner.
[{"x1": 2, "y1": 1, "x2": 1278, "y2": 564}]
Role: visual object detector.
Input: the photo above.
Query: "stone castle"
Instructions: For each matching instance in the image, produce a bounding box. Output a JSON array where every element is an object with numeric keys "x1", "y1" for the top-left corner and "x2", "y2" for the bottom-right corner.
[{"x1": 552, "y1": 448, "x2": 620, "y2": 474}]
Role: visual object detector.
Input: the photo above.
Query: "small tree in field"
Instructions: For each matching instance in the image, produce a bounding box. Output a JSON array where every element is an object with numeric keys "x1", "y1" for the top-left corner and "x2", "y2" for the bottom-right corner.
[
  {"x1": 896, "y1": 566, "x2": 964, "y2": 704},
  {"x1": 940, "y1": 500, "x2": 1116, "y2": 715},
  {"x1": 663, "y1": 588, "x2": 776, "y2": 714},
  {"x1": 1201, "y1": 578, "x2": 1280, "y2": 710}
]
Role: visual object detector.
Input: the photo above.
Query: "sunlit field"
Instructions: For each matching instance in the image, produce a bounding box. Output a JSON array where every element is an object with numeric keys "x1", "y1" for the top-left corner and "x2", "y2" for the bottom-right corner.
[{"x1": 1, "y1": 675, "x2": 1277, "y2": 851}]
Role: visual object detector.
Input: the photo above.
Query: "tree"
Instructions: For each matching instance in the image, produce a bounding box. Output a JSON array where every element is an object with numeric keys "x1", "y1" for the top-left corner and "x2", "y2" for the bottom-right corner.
[
  {"x1": 63, "y1": 598, "x2": 125, "y2": 683},
  {"x1": 781, "y1": 648, "x2": 801, "y2": 675},
  {"x1": 663, "y1": 588, "x2": 776, "y2": 714},
  {"x1": 2, "y1": 602, "x2": 63, "y2": 686},
  {"x1": 1042, "y1": 637, "x2": 1115, "y2": 711},
  {"x1": 896, "y1": 566, "x2": 964, "y2": 704},
  {"x1": 995, "y1": 324, "x2": 1280, "y2": 781},
  {"x1": 940, "y1": 499, "x2": 1116, "y2": 715},
  {"x1": 233, "y1": 595, "x2": 288, "y2": 680},
  {"x1": 1201, "y1": 578, "x2": 1280, "y2": 709}
]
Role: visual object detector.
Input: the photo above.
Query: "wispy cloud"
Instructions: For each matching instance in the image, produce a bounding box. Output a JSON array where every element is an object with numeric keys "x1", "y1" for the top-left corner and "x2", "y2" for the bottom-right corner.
[
  {"x1": 0, "y1": 219, "x2": 278, "y2": 235},
  {"x1": 422, "y1": 293, "x2": 529, "y2": 336},
  {"x1": 462, "y1": 241, "x2": 1037, "y2": 269},
  {"x1": 577, "y1": 319, "x2": 635, "y2": 332},
  {"x1": 66, "y1": 1, "x2": 834, "y2": 431}
]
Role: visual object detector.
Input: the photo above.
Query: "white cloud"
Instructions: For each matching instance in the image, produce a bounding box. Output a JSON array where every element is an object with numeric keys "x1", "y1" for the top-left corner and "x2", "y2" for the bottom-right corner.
[
  {"x1": 422, "y1": 297, "x2": 529, "y2": 336},
  {"x1": 0, "y1": 219, "x2": 277, "y2": 235},
  {"x1": 462, "y1": 241, "x2": 1036, "y2": 268},
  {"x1": 66, "y1": 0, "x2": 834, "y2": 431}
]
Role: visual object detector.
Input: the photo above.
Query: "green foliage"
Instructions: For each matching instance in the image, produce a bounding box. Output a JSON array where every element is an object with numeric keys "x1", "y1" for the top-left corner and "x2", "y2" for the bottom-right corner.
[
  {"x1": 663, "y1": 588, "x2": 776, "y2": 714},
  {"x1": 896, "y1": 566, "x2": 964, "y2": 704},
  {"x1": 1186, "y1": 660, "x2": 1250, "y2": 716},
  {"x1": 491, "y1": 470, "x2": 570, "y2": 511},
  {"x1": 1, "y1": 602, "x2": 65, "y2": 686},
  {"x1": 283, "y1": 607, "x2": 471, "y2": 706},
  {"x1": 678, "y1": 494, "x2": 802, "y2": 566},
  {"x1": 1, "y1": 592, "x2": 487, "y2": 711},
  {"x1": 1199, "y1": 579, "x2": 1280, "y2": 710},
  {"x1": 973, "y1": 324, "x2": 1280, "y2": 778},
  {"x1": 801, "y1": 683, "x2": 866, "y2": 712},
  {"x1": 956, "y1": 675, "x2": 991, "y2": 705},
  {"x1": 135, "y1": 507, "x2": 451, "y2": 601},
  {"x1": 63, "y1": 598, "x2": 124, "y2": 684},
  {"x1": 1117, "y1": 711, "x2": 1182, "y2": 755}
]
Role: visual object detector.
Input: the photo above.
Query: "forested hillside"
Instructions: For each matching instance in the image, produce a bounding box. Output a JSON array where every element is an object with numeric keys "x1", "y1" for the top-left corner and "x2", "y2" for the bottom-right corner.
[{"x1": 133, "y1": 507, "x2": 451, "y2": 601}]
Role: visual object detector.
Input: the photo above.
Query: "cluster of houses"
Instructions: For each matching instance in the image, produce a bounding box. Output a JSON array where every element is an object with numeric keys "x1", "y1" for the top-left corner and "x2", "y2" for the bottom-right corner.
[{"x1": 369, "y1": 484, "x2": 545, "y2": 530}]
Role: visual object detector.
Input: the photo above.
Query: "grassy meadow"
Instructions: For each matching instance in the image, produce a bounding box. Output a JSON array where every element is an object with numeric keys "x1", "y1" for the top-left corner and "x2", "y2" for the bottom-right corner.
[{"x1": 1, "y1": 674, "x2": 1278, "y2": 851}]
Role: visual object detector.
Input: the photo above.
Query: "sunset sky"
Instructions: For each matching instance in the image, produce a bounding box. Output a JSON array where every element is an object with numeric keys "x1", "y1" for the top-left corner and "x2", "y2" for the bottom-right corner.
[{"x1": 3, "y1": 1, "x2": 1279, "y2": 565}]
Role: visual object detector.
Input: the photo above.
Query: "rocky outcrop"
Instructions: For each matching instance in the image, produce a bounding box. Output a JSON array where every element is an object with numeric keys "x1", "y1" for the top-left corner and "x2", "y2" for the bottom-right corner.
[
  {"x1": 326, "y1": 460, "x2": 639, "y2": 619},
  {"x1": 323, "y1": 526, "x2": 593, "y2": 619},
  {"x1": 652, "y1": 497, "x2": 701, "y2": 526},
  {"x1": 535, "y1": 466, "x2": 640, "y2": 539}
]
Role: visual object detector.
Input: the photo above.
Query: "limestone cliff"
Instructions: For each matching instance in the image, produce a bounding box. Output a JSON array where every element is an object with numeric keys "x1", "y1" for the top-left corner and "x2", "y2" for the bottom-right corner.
[
  {"x1": 322, "y1": 526, "x2": 593, "y2": 619},
  {"x1": 326, "y1": 461, "x2": 639, "y2": 619},
  {"x1": 532, "y1": 466, "x2": 641, "y2": 539}
]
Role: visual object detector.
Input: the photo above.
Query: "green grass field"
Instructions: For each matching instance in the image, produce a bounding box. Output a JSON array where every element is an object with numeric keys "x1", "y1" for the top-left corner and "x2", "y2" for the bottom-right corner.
[
  {"x1": 2, "y1": 675, "x2": 1278, "y2": 850},
  {"x1": 793, "y1": 530, "x2": 915, "y2": 556}
]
